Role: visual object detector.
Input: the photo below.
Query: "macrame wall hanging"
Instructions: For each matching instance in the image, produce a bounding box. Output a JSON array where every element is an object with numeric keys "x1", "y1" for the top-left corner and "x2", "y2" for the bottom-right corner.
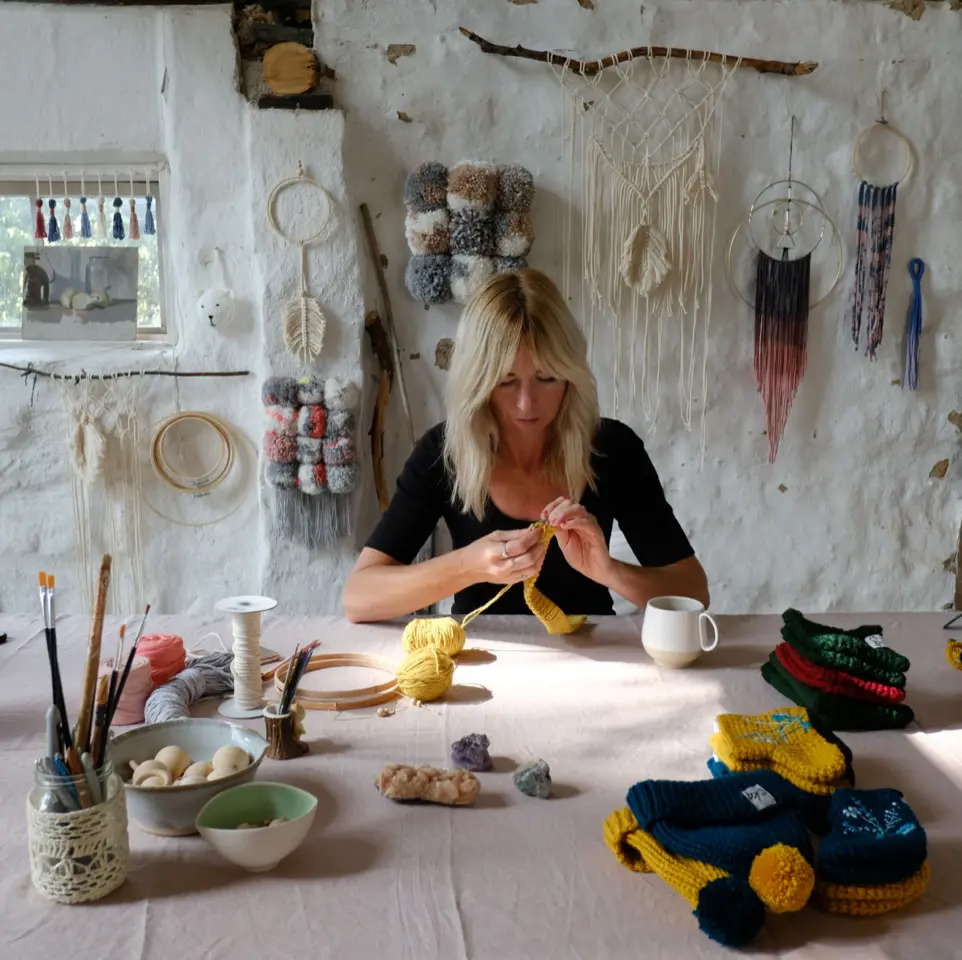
[
  {"x1": 404, "y1": 161, "x2": 535, "y2": 305},
  {"x1": 726, "y1": 120, "x2": 842, "y2": 463},
  {"x1": 849, "y1": 93, "x2": 914, "y2": 359},
  {"x1": 262, "y1": 375, "x2": 359, "y2": 546},
  {"x1": 267, "y1": 163, "x2": 332, "y2": 363}
]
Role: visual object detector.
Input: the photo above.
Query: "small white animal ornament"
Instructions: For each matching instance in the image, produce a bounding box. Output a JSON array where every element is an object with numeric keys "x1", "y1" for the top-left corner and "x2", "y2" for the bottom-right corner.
[{"x1": 197, "y1": 287, "x2": 235, "y2": 329}]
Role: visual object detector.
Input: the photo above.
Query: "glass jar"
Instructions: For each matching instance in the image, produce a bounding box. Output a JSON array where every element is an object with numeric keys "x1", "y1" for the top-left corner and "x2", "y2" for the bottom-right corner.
[{"x1": 33, "y1": 757, "x2": 114, "y2": 813}]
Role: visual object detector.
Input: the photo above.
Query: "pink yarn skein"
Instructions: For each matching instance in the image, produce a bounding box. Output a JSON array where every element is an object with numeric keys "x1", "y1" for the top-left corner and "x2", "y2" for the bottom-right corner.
[
  {"x1": 98, "y1": 655, "x2": 152, "y2": 725},
  {"x1": 137, "y1": 633, "x2": 187, "y2": 687}
]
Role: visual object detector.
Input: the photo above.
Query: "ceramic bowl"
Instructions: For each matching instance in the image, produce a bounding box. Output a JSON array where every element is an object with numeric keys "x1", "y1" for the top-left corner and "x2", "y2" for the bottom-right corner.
[
  {"x1": 196, "y1": 782, "x2": 317, "y2": 872},
  {"x1": 110, "y1": 719, "x2": 267, "y2": 836}
]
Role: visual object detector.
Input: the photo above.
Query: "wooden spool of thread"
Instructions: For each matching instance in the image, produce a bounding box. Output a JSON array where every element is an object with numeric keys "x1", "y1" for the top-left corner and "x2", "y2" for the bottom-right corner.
[
  {"x1": 136, "y1": 634, "x2": 186, "y2": 687},
  {"x1": 98, "y1": 655, "x2": 152, "y2": 725}
]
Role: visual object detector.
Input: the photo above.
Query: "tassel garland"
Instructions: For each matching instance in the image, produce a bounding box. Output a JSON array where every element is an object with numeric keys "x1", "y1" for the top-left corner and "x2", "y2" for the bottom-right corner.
[
  {"x1": 112, "y1": 197, "x2": 125, "y2": 240},
  {"x1": 128, "y1": 198, "x2": 140, "y2": 240},
  {"x1": 47, "y1": 200, "x2": 61, "y2": 243},
  {"x1": 34, "y1": 198, "x2": 47, "y2": 240},
  {"x1": 902, "y1": 258, "x2": 924, "y2": 391},
  {"x1": 754, "y1": 250, "x2": 811, "y2": 464},
  {"x1": 144, "y1": 195, "x2": 155, "y2": 235},
  {"x1": 62, "y1": 197, "x2": 73, "y2": 240},
  {"x1": 98, "y1": 197, "x2": 107, "y2": 238},
  {"x1": 851, "y1": 182, "x2": 898, "y2": 359},
  {"x1": 79, "y1": 197, "x2": 92, "y2": 238}
]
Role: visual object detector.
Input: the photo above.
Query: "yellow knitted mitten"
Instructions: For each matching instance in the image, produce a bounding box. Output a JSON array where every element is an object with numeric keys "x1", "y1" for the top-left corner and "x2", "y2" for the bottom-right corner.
[
  {"x1": 603, "y1": 807, "x2": 652, "y2": 873},
  {"x1": 711, "y1": 707, "x2": 845, "y2": 795},
  {"x1": 524, "y1": 524, "x2": 587, "y2": 635},
  {"x1": 814, "y1": 862, "x2": 930, "y2": 916}
]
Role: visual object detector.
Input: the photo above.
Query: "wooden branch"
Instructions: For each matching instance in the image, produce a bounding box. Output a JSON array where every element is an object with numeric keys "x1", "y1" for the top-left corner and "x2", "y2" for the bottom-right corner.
[
  {"x1": 458, "y1": 27, "x2": 818, "y2": 77},
  {"x1": 359, "y1": 203, "x2": 416, "y2": 448},
  {"x1": 364, "y1": 311, "x2": 394, "y2": 513},
  {"x1": 257, "y1": 94, "x2": 334, "y2": 110},
  {"x1": 0, "y1": 362, "x2": 250, "y2": 382}
]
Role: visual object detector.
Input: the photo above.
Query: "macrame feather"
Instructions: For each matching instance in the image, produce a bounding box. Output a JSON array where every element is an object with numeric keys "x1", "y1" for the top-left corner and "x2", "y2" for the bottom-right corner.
[
  {"x1": 283, "y1": 294, "x2": 326, "y2": 363},
  {"x1": 69, "y1": 415, "x2": 106, "y2": 483},
  {"x1": 620, "y1": 223, "x2": 672, "y2": 296}
]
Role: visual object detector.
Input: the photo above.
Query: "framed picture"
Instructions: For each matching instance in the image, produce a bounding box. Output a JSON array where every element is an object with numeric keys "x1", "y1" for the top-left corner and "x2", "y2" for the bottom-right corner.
[{"x1": 22, "y1": 246, "x2": 139, "y2": 341}]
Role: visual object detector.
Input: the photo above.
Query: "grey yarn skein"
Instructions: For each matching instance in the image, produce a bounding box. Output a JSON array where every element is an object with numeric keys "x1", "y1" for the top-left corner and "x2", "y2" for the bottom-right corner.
[{"x1": 144, "y1": 652, "x2": 235, "y2": 724}]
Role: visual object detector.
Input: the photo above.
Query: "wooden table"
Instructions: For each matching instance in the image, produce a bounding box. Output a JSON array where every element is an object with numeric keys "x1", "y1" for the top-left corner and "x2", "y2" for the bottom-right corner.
[{"x1": 1, "y1": 612, "x2": 960, "y2": 959}]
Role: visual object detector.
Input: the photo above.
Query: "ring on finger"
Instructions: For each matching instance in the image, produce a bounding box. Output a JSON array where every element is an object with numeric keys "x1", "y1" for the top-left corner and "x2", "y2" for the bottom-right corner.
[{"x1": 502, "y1": 541, "x2": 510, "y2": 559}]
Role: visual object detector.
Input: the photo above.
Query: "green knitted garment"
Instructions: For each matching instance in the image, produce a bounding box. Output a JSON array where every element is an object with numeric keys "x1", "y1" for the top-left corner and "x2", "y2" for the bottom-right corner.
[
  {"x1": 781, "y1": 609, "x2": 909, "y2": 687},
  {"x1": 762, "y1": 655, "x2": 915, "y2": 732}
]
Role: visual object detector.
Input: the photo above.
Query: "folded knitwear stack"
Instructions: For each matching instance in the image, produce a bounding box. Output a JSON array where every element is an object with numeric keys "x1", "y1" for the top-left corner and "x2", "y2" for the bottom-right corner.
[
  {"x1": 404, "y1": 161, "x2": 534, "y2": 305},
  {"x1": 762, "y1": 609, "x2": 914, "y2": 730}
]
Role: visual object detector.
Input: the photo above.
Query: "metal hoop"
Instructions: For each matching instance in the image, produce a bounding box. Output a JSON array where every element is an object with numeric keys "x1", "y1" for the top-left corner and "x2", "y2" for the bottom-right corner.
[
  {"x1": 746, "y1": 178, "x2": 827, "y2": 255},
  {"x1": 726, "y1": 197, "x2": 843, "y2": 311},
  {"x1": 851, "y1": 122, "x2": 913, "y2": 186},
  {"x1": 267, "y1": 162, "x2": 332, "y2": 247}
]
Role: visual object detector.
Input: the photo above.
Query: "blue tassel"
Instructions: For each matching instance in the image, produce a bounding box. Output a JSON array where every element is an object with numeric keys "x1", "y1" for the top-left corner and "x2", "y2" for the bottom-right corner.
[
  {"x1": 112, "y1": 197, "x2": 125, "y2": 240},
  {"x1": 144, "y1": 195, "x2": 156, "y2": 235},
  {"x1": 79, "y1": 197, "x2": 92, "y2": 239},
  {"x1": 903, "y1": 258, "x2": 924, "y2": 391},
  {"x1": 47, "y1": 200, "x2": 61, "y2": 243}
]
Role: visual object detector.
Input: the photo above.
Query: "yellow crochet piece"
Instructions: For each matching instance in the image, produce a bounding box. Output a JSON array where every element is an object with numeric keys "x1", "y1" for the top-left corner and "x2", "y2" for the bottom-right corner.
[
  {"x1": 814, "y1": 862, "x2": 930, "y2": 916},
  {"x1": 711, "y1": 706, "x2": 846, "y2": 796},
  {"x1": 947, "y1": 640, "x2": 962, "y2": 671},
  {"x1": 603, "y1": 806, "x2": 652, "y2": 873}
]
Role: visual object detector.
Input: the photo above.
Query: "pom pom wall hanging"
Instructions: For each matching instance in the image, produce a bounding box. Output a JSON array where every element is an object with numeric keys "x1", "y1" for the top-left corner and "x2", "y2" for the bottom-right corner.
[
  {"x1": 403, "y1": 161, "x2": 535, "y2": 305},
  {"x1": 849, "y1": 96, "x2": 913, "y2": 360},
  {"x1": 262, "y1": 375, "x2": 359, "y2": 546},
  {"x1": 267, "y1": 163, "x2": 332, "y2": 363}
]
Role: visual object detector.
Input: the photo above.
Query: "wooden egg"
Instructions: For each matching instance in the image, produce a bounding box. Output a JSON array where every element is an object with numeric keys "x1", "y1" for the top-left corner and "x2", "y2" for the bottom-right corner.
[
  {"x1": 139, "y1": 775, "x2": 169, "y2": 788},
  {"x1": 176, "y1": 775, "x2": 209, "y2": 786},
  {"x1": 211, "y1": 745, "x2": 250, "y2": 775},
  {"x1": 154, "y1": 745, "x2": 191, "y2": 780},
  {"x1": 182, "y1": 761, "x2": 213, "y2": 780},
  {"x1": 207, "y1": 767, "x2": 237, "y2": 781},
  {"x1": 132, "y1": 760, "x2": 172, "y2": 786}
]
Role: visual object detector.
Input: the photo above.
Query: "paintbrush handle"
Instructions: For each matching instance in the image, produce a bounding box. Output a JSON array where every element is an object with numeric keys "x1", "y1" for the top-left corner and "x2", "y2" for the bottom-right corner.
[
  {"x1": 90, "y1": 675, "x2": 110, "y2": 770},
  {"x1": 74, "y1": 555, "x2": 111, "y2": 754}
]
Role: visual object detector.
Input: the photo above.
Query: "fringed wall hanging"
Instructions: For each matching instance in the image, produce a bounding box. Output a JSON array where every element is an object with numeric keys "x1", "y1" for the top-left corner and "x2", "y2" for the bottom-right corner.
[
  {"x1": 34, "y1": 177, "x2": 46, "y2": 240},
  {"x1": 726, "y1": 120, "x2": 842, "y2": 463},
  {"x1": 267, "y1": 163, "x2": 332, "y2": 363},
  {"x1": 47, "y1": 176, "x2": 61, "y2": 242},
  {"x1": 79, "y1": 175, "x2": 92, "y2": 239},
  {"x1": 404, "y1": 161, "x2": 535, "y2": 306},
  {"x1": 902, "y1": 258, "x2": 925, "y2": 391},
  {"x1": 112, "y1": 175, "x2": 125, "y2": 241},
  {"x1": 61, "y1": 175, "x2": 73, "y2": 241},
  {"x1": 143, "y1": 172, "x2": 156, "y2": 236},
  {"x1": 849, "y1": 93, "x2": 914, "y2": 359},
  {"x1": 127, "y1": 173, "x2": 140, "y2": 240},
  {"x1": 97, "y1": 175, "x2": 107, "y2": 238},
  {"x1": 262, "y1": 375, "x2": 359, "y2": 546}
]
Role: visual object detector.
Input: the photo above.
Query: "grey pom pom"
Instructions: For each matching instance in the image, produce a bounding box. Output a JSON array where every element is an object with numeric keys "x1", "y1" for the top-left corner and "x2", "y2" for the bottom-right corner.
[
  {"x1": 494, "y1": 212, "x2": 534, "y2": 258},
  {"x1": 450, "y1": 208, "x2": 494, "y2": 256},
  {"x1": 405, "y1": 162, "x2": 449, "y2": 212},
  {"x1": 266, "y1": 462, "x2": 298, "y2": 489},
  {"x1": 262, "y1": 377, "x2": 298, "y2": 407},
  {"x1": 448, "y1": 161, "x2": 498, "y2": 212},
  {"x1": 328, "y1": 462, "x2": 359, "y2": 494},
  {"x1": 324, "y1": 378, "x2": 361, "y2": 412},
  {"x1": 494, "y1": 256, "x2": 528, "y2": 275},
  {"x1": 297, "y1": 437, "x2": 324, "y2": 464},
  {"x1": 405, "y1": 254, "x2": 452, "y2": 304},
  {"x1": 325, "y1": 409, "x2": 355, "y2": 438},
  {"x1": 497, "y1": 165, "x2": 535, "y2": 213},
  {"x1": 296, "y1": 376, "x2": 324, "y2": 405},
  {"x1": 450, "y1": 255, "x2": 494, "y2": 305}
]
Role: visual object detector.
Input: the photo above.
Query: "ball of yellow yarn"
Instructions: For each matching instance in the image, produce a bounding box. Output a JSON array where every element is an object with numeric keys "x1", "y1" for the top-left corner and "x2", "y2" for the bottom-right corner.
[
  {"x1": 396, "y1": 647, "x2": 456, "y2": 702},
  {"x1": 749, "y1": 844, "x2": 814, "y2": 913},
  {"x1": 401, "y1": 617, "x2": 466, "y2": 656}
]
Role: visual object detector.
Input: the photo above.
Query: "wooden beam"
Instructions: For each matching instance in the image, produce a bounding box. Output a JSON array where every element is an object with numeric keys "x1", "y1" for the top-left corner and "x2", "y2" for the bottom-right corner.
[
  {"x1": 257, "y1": 93, "x2": 333, "y2": 110},
  {"x1": 15, "y1": 1, "x2": 233, "y2": 6},
  {"x1": 236, "y1": 0, "x2": 310, "y2": 8},
  {"x1": 251, "y1": 23, "x2": 313, "y2": 45}
]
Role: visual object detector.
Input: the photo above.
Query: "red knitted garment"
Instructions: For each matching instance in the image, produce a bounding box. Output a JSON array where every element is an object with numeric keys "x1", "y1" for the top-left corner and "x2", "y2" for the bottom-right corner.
[{"x1": 775, "y1": 643, "x2": 906, "y2": 704}]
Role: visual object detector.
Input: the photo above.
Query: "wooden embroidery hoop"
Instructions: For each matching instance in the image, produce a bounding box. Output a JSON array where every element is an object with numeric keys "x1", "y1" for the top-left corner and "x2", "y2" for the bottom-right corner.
[
  {"x1": 272, "y1": 652, "x2": 399, "y2": 711},
  {"x1": 851, "y1": 91, "x2": 914, "y2": 187}
]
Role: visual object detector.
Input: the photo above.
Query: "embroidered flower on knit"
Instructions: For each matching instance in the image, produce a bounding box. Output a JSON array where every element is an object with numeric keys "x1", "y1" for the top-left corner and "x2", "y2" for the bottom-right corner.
[
  {"x1": 738, "y1": 710, "x2": 812, "y2": 746},
  {"x1": 839, "y1": 799, "x2": 917, "y2": 838}
]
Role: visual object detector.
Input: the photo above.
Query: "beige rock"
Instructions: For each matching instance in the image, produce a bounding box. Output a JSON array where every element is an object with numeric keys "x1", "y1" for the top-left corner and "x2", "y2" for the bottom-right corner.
[{"x1": 376, "y1": 763, "x2": 480, "y2": 806}]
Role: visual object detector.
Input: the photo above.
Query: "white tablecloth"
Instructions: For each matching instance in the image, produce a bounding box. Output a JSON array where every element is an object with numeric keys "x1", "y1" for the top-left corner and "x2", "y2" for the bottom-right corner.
[{"x1": 1, "y1": 612, "x2": 960, "y2": 959}]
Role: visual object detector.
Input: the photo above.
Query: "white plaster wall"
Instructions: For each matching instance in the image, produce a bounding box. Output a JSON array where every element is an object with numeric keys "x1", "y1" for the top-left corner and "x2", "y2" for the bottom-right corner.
[{"x1": 1, "y1": 1, "x2": 961, "y2": 617}]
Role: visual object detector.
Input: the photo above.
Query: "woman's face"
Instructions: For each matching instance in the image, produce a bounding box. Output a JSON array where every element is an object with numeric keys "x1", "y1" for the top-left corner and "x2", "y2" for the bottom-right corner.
[{"x1": 489, "y1": 344, "x2": 567, "y2": 435}]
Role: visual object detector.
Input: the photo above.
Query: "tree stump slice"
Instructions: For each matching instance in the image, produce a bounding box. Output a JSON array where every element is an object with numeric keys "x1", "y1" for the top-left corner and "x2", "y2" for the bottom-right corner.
[{"x1": 263, "y1": 42, "x2": 319, "y2": 96}]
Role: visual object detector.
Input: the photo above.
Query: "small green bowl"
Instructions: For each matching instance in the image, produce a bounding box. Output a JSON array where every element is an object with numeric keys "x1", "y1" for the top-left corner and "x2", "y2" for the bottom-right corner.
[{"x1": 196, "y1": 782, "x2": 317, "y2": 872}]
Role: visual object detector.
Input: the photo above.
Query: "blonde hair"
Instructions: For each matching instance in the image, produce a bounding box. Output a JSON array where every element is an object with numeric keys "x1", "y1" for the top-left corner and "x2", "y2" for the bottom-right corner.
[{"x1": 443, "y1": 268, "x2": 600, "y2": 518}]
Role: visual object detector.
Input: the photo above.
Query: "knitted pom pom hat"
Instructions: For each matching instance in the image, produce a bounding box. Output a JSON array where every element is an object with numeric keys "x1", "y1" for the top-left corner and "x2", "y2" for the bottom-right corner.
[{"x1": 775, "y1": 642, "x2": 907, "y2": 703}]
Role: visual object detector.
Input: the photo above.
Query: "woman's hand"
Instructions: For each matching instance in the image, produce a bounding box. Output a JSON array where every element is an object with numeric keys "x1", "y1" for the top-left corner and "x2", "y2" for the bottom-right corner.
[
  {"x1": 460, "y1": 527, "x2": 547, "y2": 586},
  {"x1": 543, "y1": 497, "x2": 613, "y2": 585}
]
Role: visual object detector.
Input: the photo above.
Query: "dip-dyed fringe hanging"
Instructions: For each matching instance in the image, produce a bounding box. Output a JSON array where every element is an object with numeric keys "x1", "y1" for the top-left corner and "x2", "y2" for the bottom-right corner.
[
  {"x1": 754, "y1": 250, "x2": 811, "y2": 463},
  {"x1": 851, "y1": 181, "x2": 898, "y2": 359}
]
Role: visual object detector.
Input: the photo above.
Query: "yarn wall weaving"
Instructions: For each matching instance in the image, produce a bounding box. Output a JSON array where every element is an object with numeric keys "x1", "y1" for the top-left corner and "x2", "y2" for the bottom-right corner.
[
  {"x1": 262, "y1": 375, "x2": 359, "y2": 546},
  {"x1": 404, "y1": 161, "x2": 535, "y2": 305}
]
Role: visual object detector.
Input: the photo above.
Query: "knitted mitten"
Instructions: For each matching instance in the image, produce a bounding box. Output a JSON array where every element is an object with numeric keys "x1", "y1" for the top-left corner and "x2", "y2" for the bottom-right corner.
[
  {"x1": 814, "y1": 862, "x2": 930, "y2": 916},
  {"x1": 603, "y1": 805, "x2": 651, "y2": 873},
  {"x1": 817, "y1": 788, "x2": 927, "y2": 886},
  {"x1": 626, "y1": 770, "x2": 820, "y2": 873},
  {"x1": 763, "y1": 656, "x2": 915, "y2": 731},
  {"x1": 782, "y1": 609, "x2": 910, "y2": 675},
  {"x1": 711, "y1": 705, "x2": 846, "y2": 795},
  {"x1": 775, "y1": 643, "x2": 906, "y2": 703},
  {"x1": 523, "y1": 524, "x2": 586, "y2": 634},
  {"x1": 782, "y1": 627, "x2": 907, "y2": 688}
]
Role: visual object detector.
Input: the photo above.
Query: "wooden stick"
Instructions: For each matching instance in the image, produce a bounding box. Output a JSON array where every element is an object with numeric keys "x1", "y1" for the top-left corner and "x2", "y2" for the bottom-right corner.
[
  {"x1": 74, "y1": 555, "x2": 111, "y2": 755},
  {"x1": 364, "y1": 311, "x2": 395, "y2": 512},
  {"x1": 458, "y1": 27, "x2": 818, "y2": 77},
  {"x1": 1, "y1": 362, "x2": 249, "y2": 381},
  {"x1": 359, "y1": 203, "x2": 415, "y2": 447}
]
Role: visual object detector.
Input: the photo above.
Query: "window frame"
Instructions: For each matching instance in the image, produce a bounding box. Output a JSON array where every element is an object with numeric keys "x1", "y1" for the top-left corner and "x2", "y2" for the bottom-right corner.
[{"x1": 0, "y1": 161, "x2": 171, "y2": 343}]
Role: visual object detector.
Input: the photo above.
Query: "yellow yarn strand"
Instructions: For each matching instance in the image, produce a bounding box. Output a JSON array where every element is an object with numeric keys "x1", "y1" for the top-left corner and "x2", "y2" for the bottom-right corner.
[
  {"x1": 396, "y1": 522, "x2": 585, "y2": 701},
  {"x1": 947, "y1": 639, "x2": 962, "y2": 670}
]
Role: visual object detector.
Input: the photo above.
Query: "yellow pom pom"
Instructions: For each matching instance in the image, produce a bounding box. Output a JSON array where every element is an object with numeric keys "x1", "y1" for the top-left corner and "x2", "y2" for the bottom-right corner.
[
  {"x1": 947, "y1": 640, "x2": 962, "y2": 671},
  {"x1": 749, "y1": 844, "x2": 814, "y2": 914},
  {"x1": 396, "y1": 647, "x2": 455, "y2": 702},
  {"x1": 402, "y1": 617, "x2": 466, "y2": 656}
]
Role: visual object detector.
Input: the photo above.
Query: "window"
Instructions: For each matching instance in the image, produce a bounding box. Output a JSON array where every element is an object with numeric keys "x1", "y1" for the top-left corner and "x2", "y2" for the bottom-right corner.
[{"x1": 0, "y1": 164, "x2": 167, "y2": 339}]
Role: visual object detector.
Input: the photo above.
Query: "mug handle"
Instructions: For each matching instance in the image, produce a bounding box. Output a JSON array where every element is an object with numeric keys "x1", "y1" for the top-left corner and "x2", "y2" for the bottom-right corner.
[{"x1": 699, "y1": 612, "x2": 719, "y2": 652}]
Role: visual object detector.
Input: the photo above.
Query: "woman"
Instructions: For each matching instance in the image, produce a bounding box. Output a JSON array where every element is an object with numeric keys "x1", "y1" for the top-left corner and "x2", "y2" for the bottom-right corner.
[{"x1": 343, "y1": 268, "x2": 708, "y2": 622}]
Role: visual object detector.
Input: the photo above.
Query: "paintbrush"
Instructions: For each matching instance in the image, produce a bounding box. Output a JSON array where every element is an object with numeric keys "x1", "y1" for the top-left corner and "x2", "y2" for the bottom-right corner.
[
  {"x1": 281, "y1": 645, "x2": 313, "y2": 715},
  {"x1": 73, "y1": 555, "x2": 111, "y2": 755},
  {"x1": 105, "y1": 604, "x2": 150, "y2": 736},
  {"x1": 90, "y1": 674, "x2": 111, "y2": 773},
  {"x1": 39, "y1": 573, "x2": 71, "y2": 755},
  {"x1": 263, "y1": 639, "x2": 320, "y2": 682},
  {"x1": 278, "y1": 643, "x2": 301, "y2": 713}
]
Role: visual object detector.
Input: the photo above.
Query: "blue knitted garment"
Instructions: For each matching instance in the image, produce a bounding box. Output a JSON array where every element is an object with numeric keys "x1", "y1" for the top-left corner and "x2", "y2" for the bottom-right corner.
[
  {"x1": 817, "y1": 788, "x2": 927, "y2": 885},
  {"x1": 626, "y1": 771, "x2": 817, "y2": 877}
]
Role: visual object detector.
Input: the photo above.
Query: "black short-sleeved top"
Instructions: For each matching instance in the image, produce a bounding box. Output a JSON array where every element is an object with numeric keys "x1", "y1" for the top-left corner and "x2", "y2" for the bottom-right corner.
[{"x1": 365, "y1": 419, "x2": 695, "y2": 616}]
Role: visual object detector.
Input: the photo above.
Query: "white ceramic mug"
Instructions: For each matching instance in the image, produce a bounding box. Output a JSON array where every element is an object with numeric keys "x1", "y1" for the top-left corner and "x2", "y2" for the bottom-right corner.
[{"x1": 641, "y1": 596, "x2": 719, "y2": 668}]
